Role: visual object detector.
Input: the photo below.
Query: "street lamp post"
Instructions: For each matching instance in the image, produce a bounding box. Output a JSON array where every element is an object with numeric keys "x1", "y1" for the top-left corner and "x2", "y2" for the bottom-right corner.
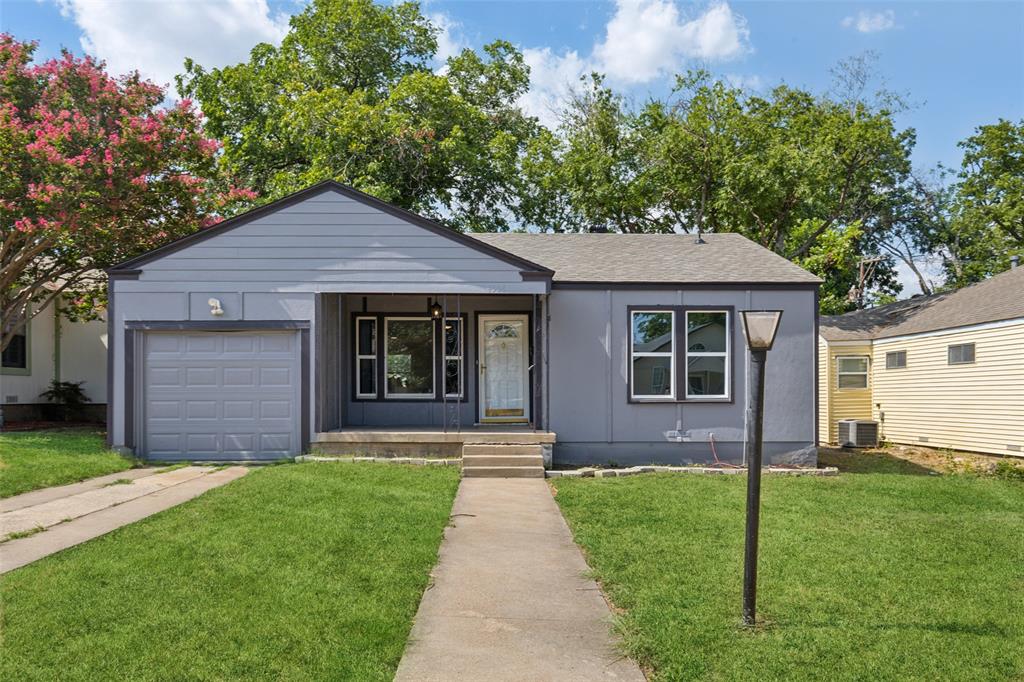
[{"x1": 739, "y1": 310, "x2": 783, "y2": 627}]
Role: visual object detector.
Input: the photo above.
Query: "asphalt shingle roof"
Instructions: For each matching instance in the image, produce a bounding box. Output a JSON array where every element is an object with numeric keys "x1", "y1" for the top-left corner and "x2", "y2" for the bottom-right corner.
[
  {"x1": 820, "y1": 265, "x2": 1024, "y2": 341},
  {"x1": 472, "y1": 232, "x2": 821, "y2": 284}
]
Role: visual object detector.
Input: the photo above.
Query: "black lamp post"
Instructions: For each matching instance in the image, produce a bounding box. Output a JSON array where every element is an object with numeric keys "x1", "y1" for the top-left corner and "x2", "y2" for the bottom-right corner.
[{"x1": 739, "y1": 309, "x2": 783, "y2": 627}]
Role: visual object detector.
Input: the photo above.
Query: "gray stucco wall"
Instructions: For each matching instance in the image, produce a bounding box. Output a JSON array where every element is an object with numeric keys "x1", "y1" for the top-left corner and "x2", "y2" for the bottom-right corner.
[{"x1": 545, "y1": 287, "x2": 817, "y2": 466}]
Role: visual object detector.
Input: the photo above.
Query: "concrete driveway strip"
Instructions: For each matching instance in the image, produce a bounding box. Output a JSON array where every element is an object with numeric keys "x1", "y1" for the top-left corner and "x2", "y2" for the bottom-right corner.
[
  {"x1": 1, "y1": 466, "x2": 212, "y2": 536},
  {"x1": 395, "y1": 478, "x2": 645, "y2": 682},
  {"x1": 0, "y1": 468, "x2": 160, "y2": 513},
  {"x1": 0, "y1": 466, "x2": 248, "y2": 574}
]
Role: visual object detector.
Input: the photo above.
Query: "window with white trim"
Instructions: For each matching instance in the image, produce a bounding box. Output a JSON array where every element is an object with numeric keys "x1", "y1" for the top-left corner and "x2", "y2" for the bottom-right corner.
[
  {"x1": 355, "y1": 317, "x2": 377, "y2": 398},
  {"x1": 685, "y1": 311, "x2": 729, "y2": 399},
  {"x1": 837, "y1": 356, "x2": 869, "y2": 389},
  {"x1": 384, "y1": 317, "x2": 435, "y2": 398},
  {"x1": 630, "y1": 311, "x2": 674, "y2": 398},
  {"x1": 443, "y1": 318, "x2": 463, "y2": 398}
]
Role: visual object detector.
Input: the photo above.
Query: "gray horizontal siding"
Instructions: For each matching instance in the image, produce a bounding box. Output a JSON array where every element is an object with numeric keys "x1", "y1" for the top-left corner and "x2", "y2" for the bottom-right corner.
[{"x1": 133, "y1": 189, "x2": 539, "y2": 292}]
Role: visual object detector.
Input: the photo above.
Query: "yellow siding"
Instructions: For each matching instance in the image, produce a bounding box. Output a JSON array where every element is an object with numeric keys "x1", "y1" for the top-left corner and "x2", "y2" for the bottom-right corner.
[
  {"x1": 820, "y1": 341, "x2": 874, "y2": 444},
  {"x1": 871, "y1": 321, "x2": 1024, "y2": 457}
]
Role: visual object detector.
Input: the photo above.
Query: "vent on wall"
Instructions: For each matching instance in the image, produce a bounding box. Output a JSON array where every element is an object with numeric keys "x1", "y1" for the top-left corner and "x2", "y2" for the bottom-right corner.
[
  {"x1": 1008, "y1": 444, "x2": 1021, "y2": 452},
  {"x1": 4, "y1": 395, "x2": 18, "y2": 404},
  {"x1": 838, "y1": 419, "x2": 879, "y2": 448}
]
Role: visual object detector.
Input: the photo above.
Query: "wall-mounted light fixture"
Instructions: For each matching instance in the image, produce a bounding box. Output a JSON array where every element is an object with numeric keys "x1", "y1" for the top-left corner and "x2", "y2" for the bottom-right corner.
[
  {"x1": 208, "y1": 298, "x2": 225, "y2": 316},
  {"x1": 428, "y1": 298, "x2": 443, "y2": 319}
]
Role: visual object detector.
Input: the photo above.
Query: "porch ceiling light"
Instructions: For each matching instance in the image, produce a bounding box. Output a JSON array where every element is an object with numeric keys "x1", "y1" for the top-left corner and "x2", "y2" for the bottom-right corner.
[
  {"x1": 739, "y1": 310, "x2": 783, "y2": 352},
  {"x1": 429, "y1": 300, "x2": 443, "y2": 319}
]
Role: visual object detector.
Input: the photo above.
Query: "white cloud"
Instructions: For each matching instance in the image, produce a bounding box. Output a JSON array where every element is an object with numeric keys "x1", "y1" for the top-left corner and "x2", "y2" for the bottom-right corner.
[
  {"x1": 841, "y1": 9, "x2": 896, "y2": 33},
  {"x1": 428, "y1": 12, "x2": 465, "y2": 67},
  {"x1": 594, "y1": 0, "x2": 750, "y2": 84},
  {"x1": 519, "y1": 1, "x2": 751, "y2": 123},
  {"x1": 54, "y1": 0, "x2": 290, "y2": 89},
  {"x1": 520, "y1": 47, "x2": 588, "y2": 128}
]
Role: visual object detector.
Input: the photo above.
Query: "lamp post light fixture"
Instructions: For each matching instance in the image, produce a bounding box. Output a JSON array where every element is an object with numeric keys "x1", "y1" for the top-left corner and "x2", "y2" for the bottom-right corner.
[{"x1": 738, "y1": 309, "x2": 783, "y2": 627}]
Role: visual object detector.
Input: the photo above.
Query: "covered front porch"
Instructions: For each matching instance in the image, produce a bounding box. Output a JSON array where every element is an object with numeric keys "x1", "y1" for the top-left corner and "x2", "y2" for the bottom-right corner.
[{"x1": 313, "y1": 293, "x2": 554, "y2": 470}]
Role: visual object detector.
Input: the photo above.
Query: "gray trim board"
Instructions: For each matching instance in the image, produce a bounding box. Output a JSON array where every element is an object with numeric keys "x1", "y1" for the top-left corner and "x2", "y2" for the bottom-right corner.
[
  {"x1": 813, "y1": 287, "x2": 820, "y2": 447},
  {"x1": 105, "y1": 277, "x2": 115, "y2": 446},
  {"x1": 123, "y1": 321, "x2": 312, "y2": 458},
  {"x1": 553, "y1": 281, "x2": 821, "y2": 290},
  {"x1": 108, "y1": 181, "x2": 554, "y2": 278}
]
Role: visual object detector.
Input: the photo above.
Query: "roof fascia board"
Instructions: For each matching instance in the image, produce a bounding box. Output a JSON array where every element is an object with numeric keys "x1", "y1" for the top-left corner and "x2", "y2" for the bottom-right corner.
[
  {"x1": 552, "y1": 281, "x2": 820, "y2": 290},
  {"x1": 872, "y1": 316, "x2": 1024, "y2": 344}
]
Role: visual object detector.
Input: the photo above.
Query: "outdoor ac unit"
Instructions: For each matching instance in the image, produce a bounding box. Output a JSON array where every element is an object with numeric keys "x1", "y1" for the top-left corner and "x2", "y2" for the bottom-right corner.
[{"x1": 838, "y1": 419, "x2": 879, "y2": 448}]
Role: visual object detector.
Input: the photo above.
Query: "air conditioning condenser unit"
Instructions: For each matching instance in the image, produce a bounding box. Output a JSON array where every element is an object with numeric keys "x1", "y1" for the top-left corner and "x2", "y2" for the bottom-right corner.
[{"x1": 838, "y1": 419, "x2": 879, "y2": 448}]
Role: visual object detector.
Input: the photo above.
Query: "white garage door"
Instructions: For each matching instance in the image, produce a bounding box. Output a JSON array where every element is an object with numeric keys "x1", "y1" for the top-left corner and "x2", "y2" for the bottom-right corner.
[{"x1": 142, "y1": 331, "x2": 301, "y2": 459}]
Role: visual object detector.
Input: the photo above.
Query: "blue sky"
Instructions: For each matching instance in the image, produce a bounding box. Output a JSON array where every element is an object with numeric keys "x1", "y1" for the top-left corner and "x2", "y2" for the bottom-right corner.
[
  {"x1": 4, "y1": 0, "x2": 1022, "y2": 171},
  {"x1": 3, "y1": 1, "x2": 1022, "y2": 292}
]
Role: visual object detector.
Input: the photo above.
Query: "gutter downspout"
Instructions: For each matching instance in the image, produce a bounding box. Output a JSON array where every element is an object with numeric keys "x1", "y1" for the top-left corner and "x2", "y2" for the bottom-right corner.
[{"x1": 53, "y1": 299, "x2": 62, "y2": 386}]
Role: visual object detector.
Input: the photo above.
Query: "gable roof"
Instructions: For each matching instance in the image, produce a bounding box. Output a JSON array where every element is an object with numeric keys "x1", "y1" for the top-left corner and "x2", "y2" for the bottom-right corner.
[
  {"x1": 472, "y1": 233, "x2": 822, "y2": 285},
  {"x1": 108, "y1": 180, "x2": 553, "y2": 276},
  {"x1": 820, "y1": 265, "x2": 1024, "y2": 341}
]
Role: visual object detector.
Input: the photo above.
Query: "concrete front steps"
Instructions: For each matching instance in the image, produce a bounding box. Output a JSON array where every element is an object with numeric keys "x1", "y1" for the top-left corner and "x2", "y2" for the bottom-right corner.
[{"x1": 462, "y1": 444, "x2": 545, "y2": 478}]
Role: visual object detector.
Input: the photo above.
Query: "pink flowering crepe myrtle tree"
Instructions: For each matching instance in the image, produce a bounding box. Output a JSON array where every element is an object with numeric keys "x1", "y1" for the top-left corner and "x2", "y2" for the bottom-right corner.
[{"x1": 0, "y1": 34, "x2": 256, "y2": 352}]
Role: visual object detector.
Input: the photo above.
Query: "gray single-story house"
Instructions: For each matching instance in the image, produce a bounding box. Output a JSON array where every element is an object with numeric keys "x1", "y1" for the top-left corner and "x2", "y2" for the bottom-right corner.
[{"x1": 106, "y1": 181, "x2": 821, "y2": 471}]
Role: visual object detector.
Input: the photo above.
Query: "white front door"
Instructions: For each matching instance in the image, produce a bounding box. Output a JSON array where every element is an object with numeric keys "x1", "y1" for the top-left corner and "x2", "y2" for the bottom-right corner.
[{"x1": 478, "y1": 315, "x2": 530, "y2": 422}]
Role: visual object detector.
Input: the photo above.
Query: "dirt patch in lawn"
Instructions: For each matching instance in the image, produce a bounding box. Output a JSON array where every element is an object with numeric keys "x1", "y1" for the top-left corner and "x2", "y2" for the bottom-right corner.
[{"x1": 819, "y1": 443, "x2": 1024, "y2": 478}]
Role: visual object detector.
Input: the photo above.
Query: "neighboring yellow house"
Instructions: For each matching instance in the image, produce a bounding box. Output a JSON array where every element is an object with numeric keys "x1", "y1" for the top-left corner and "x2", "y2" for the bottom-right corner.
[{"x1": 818, "y1": 264, "x2": 1024, "y2": 457}]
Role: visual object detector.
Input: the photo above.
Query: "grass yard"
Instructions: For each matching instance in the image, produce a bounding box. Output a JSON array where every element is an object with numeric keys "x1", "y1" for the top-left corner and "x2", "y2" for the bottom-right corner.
[
  {"x1": 0, "y1": 463, "x2": 460, "y2": 681},
  {"x1": 553, "y1": 454, "x2": 1024, "y2": 681},
  {"x1": 0, "y1": 428, "x2": 136, "y2": 498}
]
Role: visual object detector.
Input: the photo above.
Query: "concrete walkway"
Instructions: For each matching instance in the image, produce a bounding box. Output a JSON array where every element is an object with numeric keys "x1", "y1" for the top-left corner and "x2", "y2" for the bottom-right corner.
[
  {"x1": 0, "y1": 466, "x2": 247, "y2": 574},
  {"x1": 395, "y1": 479, "x2": 645, "y2": 682}
]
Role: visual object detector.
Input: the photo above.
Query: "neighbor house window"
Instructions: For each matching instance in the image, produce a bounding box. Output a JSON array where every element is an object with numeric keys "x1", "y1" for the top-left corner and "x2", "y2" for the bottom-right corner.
[
  {"x1": 885, "y1": 350, "x2": 907, "y2": 369},
  {"x1": 948, "y1": 343, "x2": 975, "y2": 365},
  {"x1": 1, "y1": 325, "x2": 27, "y2": 370},
  {"x1": 837, "y1": 356, "x2": 869, "y2": 389},
  {"x1": 630, "y1": 311, "x2": 674, "y2": 399},
  {"x1": 384, "y1": 318, "x2": 435, "y2": 398},
  {"x1": 444, "y1": 318, "x2": 463, "y2": 398},
  {"x1": 685, "y1": 311, "x2": 729, "y2": 398},
  {"x1": 355, "y1": 317, "x2": 377, "y2": 398}
]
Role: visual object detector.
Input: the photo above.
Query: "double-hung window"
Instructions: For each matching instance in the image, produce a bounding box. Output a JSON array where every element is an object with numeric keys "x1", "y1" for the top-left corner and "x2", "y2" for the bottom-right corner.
[
  {"x1": 837, "y1": 356, "x2": 869, "y2": 389},
  {"x1": 630, "y1": 311, "x2": 674, "y2": 399},
  {"x1": 444, "y1": 318, "x2": 463, "y2": 398},
  {"x1": 384, "y1": 318, "x2": 435, "y2": 399},
  {"x1": 685, "y1": 311, "x2": 729, "y2": 399},
  {"x1": 355, "y1": 317, "x2": 377, "y2": 398}
]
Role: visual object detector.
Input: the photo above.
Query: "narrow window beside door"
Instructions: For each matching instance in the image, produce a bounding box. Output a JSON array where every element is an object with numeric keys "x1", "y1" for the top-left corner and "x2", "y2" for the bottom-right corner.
[
  {"x1": 444, "y1": 318, "x2": 463, "y2": 398},
  {"x1": 355, "y1": 317, "x2": 377, "y2": 398}
]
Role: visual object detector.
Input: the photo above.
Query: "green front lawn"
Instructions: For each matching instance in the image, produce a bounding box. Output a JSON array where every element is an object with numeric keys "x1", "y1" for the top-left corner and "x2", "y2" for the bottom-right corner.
[
  {"x1": 0, "y1": 428, "x2": 136, "y2": 498},
  {"x1": 553, "y1": 457, "x2": 1024, "y2": 681},
  {"x1": 1, "y1": 463, "x2": 460, "y2": 681}
]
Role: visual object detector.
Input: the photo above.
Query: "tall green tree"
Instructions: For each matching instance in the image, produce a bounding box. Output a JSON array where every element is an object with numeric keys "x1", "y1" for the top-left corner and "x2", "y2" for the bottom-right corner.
[
  {"x1": 524, "y1": 67, "x2": 912, "y2": 313},
  {"x1": 178, "y1": 0, "x2": 538, "y2": 232}
]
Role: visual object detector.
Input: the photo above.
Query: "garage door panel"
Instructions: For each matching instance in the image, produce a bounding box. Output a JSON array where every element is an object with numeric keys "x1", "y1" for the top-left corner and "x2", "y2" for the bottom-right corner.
[{"x1": 142, "y1": 330, "x2": 301, "y2": 459}]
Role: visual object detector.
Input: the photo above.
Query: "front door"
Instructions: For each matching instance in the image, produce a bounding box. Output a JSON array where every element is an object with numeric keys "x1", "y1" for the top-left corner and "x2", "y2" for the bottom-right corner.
[{"x1": 478, "y1": 315, "x2": 529, "y2": 423}]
